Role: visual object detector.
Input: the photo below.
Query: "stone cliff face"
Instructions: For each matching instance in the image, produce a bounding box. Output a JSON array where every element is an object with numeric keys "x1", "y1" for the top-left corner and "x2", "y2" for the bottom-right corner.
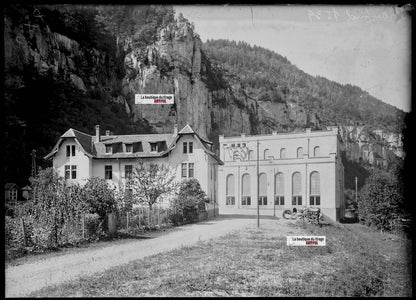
[
  {"x1": 4, "y1": 5, "x2": 130, "y2": 113},
  {"x1": 121, "y1": 19, "x2": 254, "y2": 141},
  {"x1": 4, "y1": 5, "x2": 403, "y2": 174},
  {"x1": 120, "y1": 19, "x2": 403, "y2": 170}
]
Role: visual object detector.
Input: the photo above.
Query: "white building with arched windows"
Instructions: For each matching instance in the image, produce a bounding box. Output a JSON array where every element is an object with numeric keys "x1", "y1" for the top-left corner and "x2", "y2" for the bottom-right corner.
[{"x1": 218, "y1": 127, "x2": 345, "y2": 221}]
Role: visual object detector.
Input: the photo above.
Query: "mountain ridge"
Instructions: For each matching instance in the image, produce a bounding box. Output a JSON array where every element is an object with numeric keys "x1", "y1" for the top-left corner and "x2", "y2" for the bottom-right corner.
[{"x1": 4, "y1": 4, "x2": 405, "y2": 187}]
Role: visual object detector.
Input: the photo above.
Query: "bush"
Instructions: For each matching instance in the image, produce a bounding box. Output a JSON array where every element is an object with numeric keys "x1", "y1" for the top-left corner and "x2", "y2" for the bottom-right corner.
[
  {"x1": 357, "y1": 170, "x2": 407, "y2": 232},
  {"x1": 5, "y1": 216, "x2": 26, "y2": 251},
  {"x1": 169, "y1": 179, "x2": 208, "y2": 226},
  {"x1": 84, "y1": 213, "x2": 104, "y2": 241},
  {"x1": 31, "y1": 224, "x2": 57, "y2": 251}
]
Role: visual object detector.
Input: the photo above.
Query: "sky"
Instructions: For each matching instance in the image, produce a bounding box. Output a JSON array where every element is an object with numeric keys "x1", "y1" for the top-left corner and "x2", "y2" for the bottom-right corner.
[{"x1": 174, "y1": 5, "x2": 412, "y2": 112}]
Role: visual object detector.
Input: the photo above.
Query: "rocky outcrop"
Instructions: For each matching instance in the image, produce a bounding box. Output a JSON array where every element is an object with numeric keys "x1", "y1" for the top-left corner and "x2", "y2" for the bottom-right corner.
[
  {"x1": 4, "y1": 6, "x2": 130, "y2": 111},
  {"x1": 4, "y1": 5, "x2": 403, "y2": 173}
]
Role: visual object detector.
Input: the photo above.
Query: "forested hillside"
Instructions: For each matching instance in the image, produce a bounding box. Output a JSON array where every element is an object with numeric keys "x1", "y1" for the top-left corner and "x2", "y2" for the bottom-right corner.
[
  {"x1": 4, "y1": 4, "x2": 407, "y2": 187},
  {"x1": 203, "y1": 39, "x2": 405, "y2": 133}
]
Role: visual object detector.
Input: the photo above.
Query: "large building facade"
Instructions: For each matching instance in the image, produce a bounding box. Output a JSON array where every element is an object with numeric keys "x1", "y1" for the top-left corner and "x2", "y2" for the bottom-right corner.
[
  {"x1": 45, "y1": 124, "x2": 222, "y2": 209},
  {"x1": 218, "y1": 127, "x2": 345, "y2": 221}
]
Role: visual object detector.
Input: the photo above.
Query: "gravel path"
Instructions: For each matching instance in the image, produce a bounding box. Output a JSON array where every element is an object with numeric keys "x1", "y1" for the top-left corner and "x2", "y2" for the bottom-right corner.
[{"x1": 6, "y1": 217, "x2": 256, "y2": 297}]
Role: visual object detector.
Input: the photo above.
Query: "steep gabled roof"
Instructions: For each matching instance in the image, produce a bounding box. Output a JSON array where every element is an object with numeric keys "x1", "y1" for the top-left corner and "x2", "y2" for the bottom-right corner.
[
  {"x1": 44, "y1": 128, "x2": 94, "y2": 160},
  {"x1": 170, "y1": 124, "x2": 223, "y2": 165},
  {"x1": 178, "y1": 124, "x2": 195, "y2": 134},
  {"x1": 5, "y1": 183, "x2": 18, "y2": 190}
]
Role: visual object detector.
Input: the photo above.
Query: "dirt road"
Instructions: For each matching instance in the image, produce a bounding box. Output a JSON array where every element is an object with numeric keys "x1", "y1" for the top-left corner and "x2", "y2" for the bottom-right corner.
[{"x1": 6, "y1": 217, "x2": 257, "y2": 297}]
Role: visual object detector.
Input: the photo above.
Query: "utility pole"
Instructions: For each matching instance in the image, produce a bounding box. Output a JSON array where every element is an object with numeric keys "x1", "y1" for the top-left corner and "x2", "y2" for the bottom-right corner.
[
  {"x1": 257, "y1": 139, "x2": 260, "y2": 228},
  {"x1": 31, "y1": 149, "x2": 37, "y2": 178},
  {"x1": 355, "y1": 177, "x2": 358, "y2": 204}
]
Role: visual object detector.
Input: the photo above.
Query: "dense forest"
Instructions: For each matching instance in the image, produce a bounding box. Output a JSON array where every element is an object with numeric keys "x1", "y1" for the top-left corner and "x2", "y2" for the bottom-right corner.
[
  {"x1": 5, "y1": 4, "x2": 174, "y2": 185},
  {"x1": 203, "y1": 39, "x2": 405, "y2": 133}
]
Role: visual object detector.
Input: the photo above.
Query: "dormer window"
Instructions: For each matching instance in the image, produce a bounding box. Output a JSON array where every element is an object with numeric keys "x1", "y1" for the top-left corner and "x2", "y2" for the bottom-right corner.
[
  {"x1": 105, "y1": 145, "x2": 112, "y2": 154},
  {"x1": 150, "y1": 143, "x2": 158, "y2": 152},
  {"x1": 125, "y1": 144, "x2": 133, "y2": 153}
]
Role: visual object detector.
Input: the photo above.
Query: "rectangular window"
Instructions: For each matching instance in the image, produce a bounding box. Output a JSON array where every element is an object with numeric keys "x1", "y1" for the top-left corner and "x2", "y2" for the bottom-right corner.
[
  {"x1": 71, "y1": 165, "x2": 77, "y2": 179},
  {"x1": 242, "y1": 196, "x2": 251, "y2": 206},
  {"x1": 66, "y1": 145, "x2": 70, "y2": 157},
  {"x1": 125, "y1": 144, "x2": 133, "y2": 153},
  {"x1": 183, "y1": 142, "x2": 187, "y2": 154},
  {"x1": 310, "y1": 196, "x2": 321, "y2": 206},
  {"x1": 258, "y1": 196, "x2": 268, "y2": 205},
  {"x1": 105, "y1": 145, "x2": 112, "y2": 154},
  {"x1": 65, "y1": 165, "x2": 70, "y2": 179},
  {"x1": 181, "y1": 163, "x2": 187, "y2": 178},
  {"x1": 10, "y1": 190, "x2": 17, "y2": 201},
  {"x1": 71, "y1": 145, "x2": 76, "y2": 156},
  {"x1": 125, "y1": 165, "x2": 133, "y2": 179},
  {"x1": 105, "y1": 165, "x2": 112, "y2": 180},
  {"x1": 189, "y1": 142, "x2": 193, "y2": 153},
  {"x1": 150, "y1": 143, "x2": 157, "y2": 152},
  {"x1": 274, "y1": 196, "x2": 285, "y2": 205},
  {"x1": 292, "y1": 196, "x2": 302, "y2": 205},
  {"x1": 226, "y1": 196, "x2": 235, "y2": 205},
  {"x1": 188, "y1": 163, "x2": 194, "y2": 178}
]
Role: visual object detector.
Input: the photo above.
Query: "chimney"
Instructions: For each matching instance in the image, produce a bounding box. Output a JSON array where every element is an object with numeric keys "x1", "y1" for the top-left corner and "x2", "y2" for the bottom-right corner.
[
  {"x1": 173, "y1": 124, "x2": 178, "y2": 136},
  {"x1": 95, "y1": 125, "x2": 100, "y2": 142},
  {"x1": 106, "y1": 130, "x2": 110, "y2": 136}
]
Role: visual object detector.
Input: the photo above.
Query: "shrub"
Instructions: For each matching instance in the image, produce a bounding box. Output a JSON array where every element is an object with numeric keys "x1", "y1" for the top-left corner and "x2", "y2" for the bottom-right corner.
[
  {"x1": 169, "y1": 179, "x2": 208, "y2": 226},
  {"x1": 83, "y1": 177, "x2": 117, "y2": 222},
  {"x1": 357, "y1": 170, "x2": 407, "y2": 232},
  {"x1": 84, "y1": 213, "x2": 104, "y2": 241},
  {"x1": 31, "y1": 224, "x2": 57, "y2": 251},
  {"x1": 5, "y1": 217, "x2": 25, "y2": 250}
]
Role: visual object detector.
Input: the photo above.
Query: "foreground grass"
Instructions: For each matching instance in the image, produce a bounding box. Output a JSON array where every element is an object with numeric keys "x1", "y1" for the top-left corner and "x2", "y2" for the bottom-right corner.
[{"x1": 29, "y1": 219, "x2": 412, "y2": 297}]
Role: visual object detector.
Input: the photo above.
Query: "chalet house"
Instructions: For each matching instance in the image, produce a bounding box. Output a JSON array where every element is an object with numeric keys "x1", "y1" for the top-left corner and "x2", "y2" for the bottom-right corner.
[
  {"x1": 44, "y1": 124, "x2": 223, "y2": 212},
  {"x1": 5, "y1": 183, "x2": 19, "y2": 203},
  {"x1": 218, "y1": 127, "x2": 345, "y2": 221}
]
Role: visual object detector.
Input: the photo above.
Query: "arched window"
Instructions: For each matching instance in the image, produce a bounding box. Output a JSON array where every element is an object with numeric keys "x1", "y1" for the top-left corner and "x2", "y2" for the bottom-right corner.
[
  {"x1": 259, "y1": 173, "x2": 267, "y2": 205},
  {"x1": 241, "y1": 174, "x2": 251, "y2": 205},
  {"x1": 310, "y1": 172, "x2": 320, "y2": 206},
  {"x1": 292, "y1": 172, "x2": 302, "y2": 205},
  {"x1": 313, "y1": 146, "x2": 320, "y2": 157},
  {"x1": 226, "y1": 174, "x2": 235, "y2": 205},
  {"x1": 280, "y1": 148, "x2": 286, "y2": 159},
  {"x1": 274, "y1": 173, "x2": 284, "y2": 205},
  {"x1": 297, "y1": 147, "x2": 303, "y2": 158},
  {"x1": 263, "y1": 149, "x2": 270, "y2": 160}
]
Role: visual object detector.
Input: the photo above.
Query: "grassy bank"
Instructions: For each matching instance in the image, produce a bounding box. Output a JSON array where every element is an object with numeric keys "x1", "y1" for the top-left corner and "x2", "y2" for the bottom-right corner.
[{"x1": 29, "y1": 219, "x2": 412, "y2": 297}]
